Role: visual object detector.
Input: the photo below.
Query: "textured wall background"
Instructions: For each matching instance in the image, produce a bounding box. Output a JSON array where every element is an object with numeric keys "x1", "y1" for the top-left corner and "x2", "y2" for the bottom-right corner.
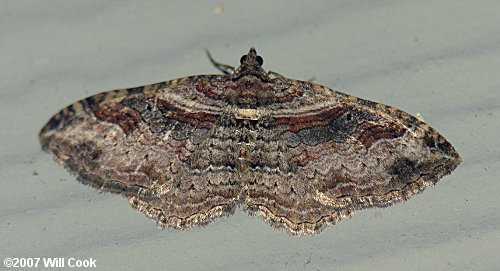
[{"x1": 1, "y1": 1, "x2": 498, "y2": 270}]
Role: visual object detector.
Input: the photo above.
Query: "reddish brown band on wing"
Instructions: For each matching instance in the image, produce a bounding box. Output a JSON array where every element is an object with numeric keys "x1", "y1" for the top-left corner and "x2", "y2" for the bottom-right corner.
[
  {"x1": 195, "y1": 81, "x2": 304, "y2": 105},
  {"x1": 276, "y1": 104, "x2": 352, "y2": 132},
  {"x1": 95, "y1": 103, "x2": 142, "y2": 135},
  {"x1": 355, "y1": 122, "x2": 406, "y2": 149},
  {"x1": 156, "y1": 99, "x2": 218, "y2": 129},
  {"x1": 195, "y1": 81, "x2": 224, "y2": 100}
]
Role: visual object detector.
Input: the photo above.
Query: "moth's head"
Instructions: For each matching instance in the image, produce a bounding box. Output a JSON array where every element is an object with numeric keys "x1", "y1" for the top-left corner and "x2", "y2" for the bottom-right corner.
[
  {"x1": 239, "y1": 47, "x2": 264, "y2": 67},
  {"x1": 235, "y1": 48, "x2": 267, "y2": 80}
]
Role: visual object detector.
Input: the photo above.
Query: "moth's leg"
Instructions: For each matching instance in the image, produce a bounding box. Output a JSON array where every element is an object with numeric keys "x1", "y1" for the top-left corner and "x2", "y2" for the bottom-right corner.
[
  {"x1": 267, "y1": 70, "x2": 286, "y2": 79},
  {"x1": 267, "y1": 70, "x2": 316, "y2": 83},
  {"x1": 205, "y1": 49, "x2": 236, "y2": 75}
]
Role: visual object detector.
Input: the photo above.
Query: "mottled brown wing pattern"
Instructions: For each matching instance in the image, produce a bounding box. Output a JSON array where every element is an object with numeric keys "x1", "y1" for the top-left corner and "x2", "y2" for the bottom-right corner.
[
  {"x1": 244, "y1": 83, "x2": 460, "y2": 235},
  {"x1": 39, "y1": 76, "x2": 246, "y2": 229},
  {"x1": 40, "y1": 48, "x2": 461, "y2": 235}
]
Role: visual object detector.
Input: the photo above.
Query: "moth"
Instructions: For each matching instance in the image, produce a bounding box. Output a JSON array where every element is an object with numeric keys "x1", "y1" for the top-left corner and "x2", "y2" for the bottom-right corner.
[{"x1": 40, "y1": 48, "x2": 461, "y2": 235}]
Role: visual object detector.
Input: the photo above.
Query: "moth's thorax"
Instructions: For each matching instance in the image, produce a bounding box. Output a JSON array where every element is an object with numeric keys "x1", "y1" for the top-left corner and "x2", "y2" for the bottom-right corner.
[
  {"x1": 234, "y1": 65, "x2": 268, "y2": 81},
  {"x1": 195, "y1": 76, "x2": 286, "y2": 109},
  {"x1": 227, "y1": 76, "x2": 279, "y2": 107}
]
